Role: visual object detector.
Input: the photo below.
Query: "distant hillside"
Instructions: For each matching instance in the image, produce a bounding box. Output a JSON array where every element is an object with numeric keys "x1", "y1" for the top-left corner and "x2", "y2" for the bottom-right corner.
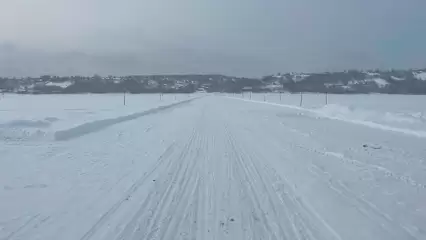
[{"x1": 1, "y1": 68, "x2": 426, "y2": 94}]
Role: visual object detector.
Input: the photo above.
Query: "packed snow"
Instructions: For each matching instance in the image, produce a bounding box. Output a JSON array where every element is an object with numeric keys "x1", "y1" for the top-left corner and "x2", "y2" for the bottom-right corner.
[{"x1": 1, "y1": 93, "x2": 425, "y2": 240}]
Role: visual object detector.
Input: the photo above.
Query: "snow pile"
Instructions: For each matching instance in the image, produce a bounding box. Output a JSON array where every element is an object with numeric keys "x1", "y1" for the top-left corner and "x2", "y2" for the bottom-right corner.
[{"x1": 54, "y1": 98, "x2": 195, "y2": 141}]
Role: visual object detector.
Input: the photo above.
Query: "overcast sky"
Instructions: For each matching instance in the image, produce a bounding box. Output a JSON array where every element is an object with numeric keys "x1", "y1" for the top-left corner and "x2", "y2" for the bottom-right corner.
[{"x1": 1, "y1": 0, "x2": 426, "y2": 77}]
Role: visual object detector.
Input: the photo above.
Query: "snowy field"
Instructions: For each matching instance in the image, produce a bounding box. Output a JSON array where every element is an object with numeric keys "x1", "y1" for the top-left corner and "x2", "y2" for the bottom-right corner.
[
  {"x1": 226, "y1": 92, "x2": 426, "y2": 135},
  {"x1": 1, "y1": 94, "x2": 425, "y2": 240},
  {"x1": 0, "y1": 93, "x2": 196, "y2": 141}
]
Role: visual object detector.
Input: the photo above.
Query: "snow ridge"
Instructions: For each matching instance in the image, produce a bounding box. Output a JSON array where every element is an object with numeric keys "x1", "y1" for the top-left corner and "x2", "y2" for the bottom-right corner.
[{"x1": 54, "y1": 98, "x2": 196, "y2": 141}]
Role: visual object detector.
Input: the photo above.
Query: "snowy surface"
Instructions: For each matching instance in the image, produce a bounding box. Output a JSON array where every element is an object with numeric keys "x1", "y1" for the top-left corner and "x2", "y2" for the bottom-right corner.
[
  {"x1": 1, "y1": 94, "x2": 426, "y2": 240},
  {"x1": 0, "y1": 93, "x2": 195, "y2": 141},
  {"x1": 235, "y1": 93, "x2": 426, "y2": 133}
]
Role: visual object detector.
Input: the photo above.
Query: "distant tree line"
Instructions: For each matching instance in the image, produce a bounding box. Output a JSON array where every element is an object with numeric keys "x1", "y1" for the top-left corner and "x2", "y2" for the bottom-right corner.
[{"x1": 1, "y1": 68, "x2": 426, "y2": 94}]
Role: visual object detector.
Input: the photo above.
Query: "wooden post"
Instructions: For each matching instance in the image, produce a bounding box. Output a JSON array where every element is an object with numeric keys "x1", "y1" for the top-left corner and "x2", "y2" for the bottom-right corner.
[
  {"x1": 123, "y1": 91, "x2": 126, "y2": 106},
  {"x1": 325, "y1": 92, "x2": 328, "y2": 105},
  {"x1": 250, "y1": 92, "x2": 252, "y2": 100},
  {"x1": 280, "y1": 92, "x2": 282, "y2": 101},
  {"x1": 299, "y1": 92, "x2": 303, "y2": 107},
  {"x1": 264, "y1": 95, "x2": 266, "y2": 102}
]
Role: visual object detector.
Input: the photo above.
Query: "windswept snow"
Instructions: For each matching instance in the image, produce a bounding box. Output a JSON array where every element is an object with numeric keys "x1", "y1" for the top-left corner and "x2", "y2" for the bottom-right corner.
[{"x1": 1, "y1": 94, "x2": 425, "y2": 240}]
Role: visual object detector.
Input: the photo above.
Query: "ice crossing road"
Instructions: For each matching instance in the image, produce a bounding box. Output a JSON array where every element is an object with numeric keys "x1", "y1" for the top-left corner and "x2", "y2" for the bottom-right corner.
[{"x1": 1, "y1": 96, "x2": 425, "y2": 240}]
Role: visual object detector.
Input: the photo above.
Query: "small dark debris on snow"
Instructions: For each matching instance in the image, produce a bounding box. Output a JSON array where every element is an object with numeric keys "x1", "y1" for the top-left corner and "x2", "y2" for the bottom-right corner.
[
  {"x1": 363, "y1": 144, "x2": 382, "y2": 150},
  {"x1": 229, "y1": 218, "x2": 235, "y2": 222},
  {"x1": 152, "y1": 179, "x2": 156, "y2": 182}
]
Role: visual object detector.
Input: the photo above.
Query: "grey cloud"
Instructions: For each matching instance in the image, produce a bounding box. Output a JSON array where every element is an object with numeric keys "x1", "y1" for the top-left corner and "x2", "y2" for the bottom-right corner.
[{"x1": 1, "y1": 0, "x2": 426, "y2": 77}]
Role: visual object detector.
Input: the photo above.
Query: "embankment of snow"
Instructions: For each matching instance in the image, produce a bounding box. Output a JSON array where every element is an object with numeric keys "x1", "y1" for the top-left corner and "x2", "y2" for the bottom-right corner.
[
  {"x1": 54, "y1": 98, "x2": 195, "y2": 141},
  {"x1": 229, "y1": 97, "x2": 426, "y2": 138}
]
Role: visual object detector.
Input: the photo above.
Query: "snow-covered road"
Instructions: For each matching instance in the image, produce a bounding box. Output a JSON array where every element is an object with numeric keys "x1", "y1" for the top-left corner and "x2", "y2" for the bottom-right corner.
[{"x1": 1, "y1": 96, "x2": 425, "y2": 240}]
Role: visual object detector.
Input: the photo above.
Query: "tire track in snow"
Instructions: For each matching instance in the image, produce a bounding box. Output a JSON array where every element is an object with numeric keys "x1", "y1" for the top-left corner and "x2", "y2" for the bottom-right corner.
[
  {"x1": 308, "y1": 164, "x2": 418, "y2": 240},
  {"x1": 224, "y1": 125, "x2": 284, "y2": 240},
  {"x1": 115, "y1": 128, "x2": 201, "y2": 240},
  {"x1": 225, "y1": 121, "x2": 344, "y2": 240},
  {"x1": 80, "y1": 143, "x2": 176, "y2": 240}
]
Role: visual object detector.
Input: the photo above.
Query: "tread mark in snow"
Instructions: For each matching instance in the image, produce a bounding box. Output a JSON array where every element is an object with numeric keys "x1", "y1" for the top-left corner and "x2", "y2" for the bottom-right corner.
[{"x1": 80, "y1": 143, "x2": 176, "y2": 240}]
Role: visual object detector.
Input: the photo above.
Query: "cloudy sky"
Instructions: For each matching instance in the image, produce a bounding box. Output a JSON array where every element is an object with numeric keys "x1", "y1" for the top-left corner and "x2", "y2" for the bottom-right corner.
[{"x1": 1, "y1": 0, "x2": 426, "y2": 77}]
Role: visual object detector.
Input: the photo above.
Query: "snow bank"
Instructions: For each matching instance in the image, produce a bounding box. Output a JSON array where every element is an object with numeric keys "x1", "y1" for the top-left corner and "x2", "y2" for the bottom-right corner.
[
  {"x1": 311, "y1": 104, "x2": 426, "y2": 137},
  {"x1": 54, "y1": 98, "x2": 195, "y2": 141},
  {"x1": 229, "y1": 97, "x2": 426, "y2": 138},
  {"x1": 0, "y1": 94, "x2": 201, "y2": 142}
]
